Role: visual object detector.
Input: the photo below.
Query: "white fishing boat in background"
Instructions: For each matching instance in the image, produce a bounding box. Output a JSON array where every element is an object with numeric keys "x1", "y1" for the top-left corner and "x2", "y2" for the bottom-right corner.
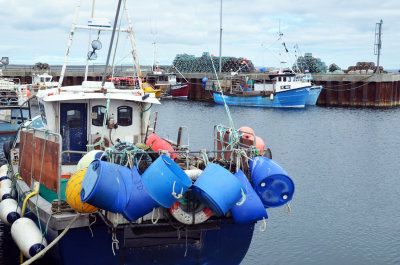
[{"x1": 29, "y1": 72, "x2": 58, "y2": 92}]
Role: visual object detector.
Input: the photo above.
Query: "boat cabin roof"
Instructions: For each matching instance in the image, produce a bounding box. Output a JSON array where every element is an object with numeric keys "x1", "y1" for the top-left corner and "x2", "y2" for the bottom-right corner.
[{"x1": 37, "y1": 81, "x2": 160, "y2": 104}]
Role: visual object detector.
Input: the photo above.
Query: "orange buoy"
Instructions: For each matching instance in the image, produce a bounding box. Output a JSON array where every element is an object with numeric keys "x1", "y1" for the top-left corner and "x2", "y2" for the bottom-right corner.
[
  {"x1": 255, "y1": 136, "x2": 265, "y2": 153},
  {"x1": 239, "y1": 126, "x2": 255, "y2": 140},
  {"x1": 146, "y1": 133, "x2": 177, "y2": 159},
  {"x1": 65, "y1": 168, "x2": 98, "y2": 213}
]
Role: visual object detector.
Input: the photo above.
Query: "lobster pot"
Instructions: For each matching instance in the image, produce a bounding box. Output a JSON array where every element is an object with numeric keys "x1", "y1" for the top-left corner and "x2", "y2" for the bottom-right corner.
[
  {"x1": 192, "y1": 163, "x2": 244, "y2": 216},
  {"x1": 11, "y1": 217, "x2": 48, "y2": 258},
  {"x1": 81, "y1": 159, "x2": 132, "y2": 212},
  {"x1": 230, "y1": 170, "x2": 268, "y2": 224},
  {"x1": 0, "y1": 198, "x2": 21, "y2": 225},
  {"x1": 76, "y1": 150, "x2": 103, "y2": 172},
  {"x1": 249, "y1": 157, "x2": 295, "y2": 208},
  {"x1": 122, "y1": 167, "x2": 159, "y2": 222},
  {"x1": 142, "y1": 155, "x2": 192, "y2": 208},
  {"x1": 0, "y1": 179, "x2": 12, "y2": 201}
]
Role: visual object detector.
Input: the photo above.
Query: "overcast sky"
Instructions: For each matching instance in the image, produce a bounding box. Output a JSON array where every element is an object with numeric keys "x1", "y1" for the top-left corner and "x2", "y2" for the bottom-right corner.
[{"x1": 0, "y1": 0, "x2": 399, "y2": 70}]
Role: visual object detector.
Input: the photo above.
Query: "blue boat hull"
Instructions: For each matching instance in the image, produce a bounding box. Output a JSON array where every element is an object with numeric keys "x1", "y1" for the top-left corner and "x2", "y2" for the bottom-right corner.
[
  {"x1": 41, "y1": 218, "x2": 255, "y2": 265},
  {"x1": 0, "y1": 109, "x2": 30, "y2": 134},
  {"x1": 0, "y1": 122, "x2": 19, "y2": 135},
  {"x1": 213, "y1": 87, "x2": 309, "y2": 108},
  {"x1": 306, "y1": 86, "x2": 323, "y2": 105}
]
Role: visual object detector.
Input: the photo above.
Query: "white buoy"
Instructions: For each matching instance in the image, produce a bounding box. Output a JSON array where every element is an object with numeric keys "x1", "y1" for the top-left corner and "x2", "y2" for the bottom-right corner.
[
  {"x1": 0, "y1": 178, "x2": 11, "y2": 188},
  {"x1": 76, "y1": 150, "x2": 103, "y2": 172},
  {"x1": 184, "y1": 169, "x2": 203, "y2": 181},
  {"x1": 0, "y1": 198, "x2": 21, "y2": 225},
  {"x1": 0, "y1": 164, "x2": 8, "y2": 178},
  {"x1": 11, "y1": 217, "x2": 48, "y2": 258},
  {"x1": 0, "y1": 179, "x2": 12, "y2": 201}
]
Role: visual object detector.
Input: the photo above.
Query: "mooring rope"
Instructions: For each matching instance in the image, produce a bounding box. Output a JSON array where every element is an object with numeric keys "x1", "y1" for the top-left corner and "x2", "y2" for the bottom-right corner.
[{"x1": 209, "y1": 53, "x2": 238, "y2": 139}]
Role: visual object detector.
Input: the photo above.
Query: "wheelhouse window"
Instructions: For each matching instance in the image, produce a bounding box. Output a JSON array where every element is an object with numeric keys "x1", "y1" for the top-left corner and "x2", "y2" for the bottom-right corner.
[
  {"x1": 92, "y1": 105, "x2": 106, "y2": 126},
  {"x1": 67, "y1": 110, "x2": 82, "y2": 128},
  {"x1": 117, "y1": 106, "x2": 132, "y2": 126},
  {"x1": 39, "y1": 102, "x2": 47, "y2": 125}
]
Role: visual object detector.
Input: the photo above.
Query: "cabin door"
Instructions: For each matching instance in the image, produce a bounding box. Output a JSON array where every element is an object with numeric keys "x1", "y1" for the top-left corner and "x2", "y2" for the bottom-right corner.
[{"x1": 60, "y1": 103, "x2": 87, "y2": 163}]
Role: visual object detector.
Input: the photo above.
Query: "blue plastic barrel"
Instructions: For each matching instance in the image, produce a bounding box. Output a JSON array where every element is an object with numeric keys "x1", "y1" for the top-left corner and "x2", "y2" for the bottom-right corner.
[
  {"x1": 141, "y1": 155, "x2": 192, "y2": 208},
  {"x1": 80, "y1": 159, "x2": 132, "y2": 212},
  {"x1": 249, "y1": 157, "x2": 295, "y2": 208},
  {"x1": 122, "y1": 166, "x2": 159, "y2": 221},
  {"x1": 192, "y1": 163, "x2": 244, "y2": 216},
  {"x1": 230, "y1": 170, "x2": 268, "y2": 224}
]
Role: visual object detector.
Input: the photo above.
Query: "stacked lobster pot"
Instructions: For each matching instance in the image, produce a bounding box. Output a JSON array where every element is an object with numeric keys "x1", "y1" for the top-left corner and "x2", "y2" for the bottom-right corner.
[{"x1": 172, "y1": 53, "x2": 256, "y2": 73}]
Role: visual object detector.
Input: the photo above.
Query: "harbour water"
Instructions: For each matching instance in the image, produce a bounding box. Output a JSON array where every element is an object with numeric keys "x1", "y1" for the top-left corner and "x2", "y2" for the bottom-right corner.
[{"x1": 1, "y1": 100, "x2": 399, "y2": 264}]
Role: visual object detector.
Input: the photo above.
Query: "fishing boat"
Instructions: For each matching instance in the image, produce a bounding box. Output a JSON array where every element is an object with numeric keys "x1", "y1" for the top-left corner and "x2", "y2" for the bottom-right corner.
[
  {"x1": 146, "y1": 41, "x2": 189, "y2": 100},
  {"x1": 297, "y1": 71, "x2": 322, "y2": 105},
  {"x1": 0, "y1": 1, "x2": 295, "y2": 265},
  {"x1": 146, "y1": 71, "x2": 189, "y2": 100},
  {"x1": 306, "y1": 85, "x2": 323, "y2": 105},
  {"x1": 29, "y1": 72, "x2": 59, "y2": 93},
  {"x1": 213, "y1": 70, "x2": 310, "y2": 108},
  {"x1": 0, "y1": 71, "x2": 31, "y2": 135},
  {"x1": 107, "y1": 77, "x2": 162, "y2": 98}
]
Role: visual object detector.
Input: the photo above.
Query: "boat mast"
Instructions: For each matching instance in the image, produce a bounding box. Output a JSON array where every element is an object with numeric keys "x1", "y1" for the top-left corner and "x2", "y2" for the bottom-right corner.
[
  {"x1": 84, "y1": 0, "x2": 96, "y2": 82},
  {"x1": 152, "y1": 41, "x2": 156, "y2": 72},
  {"x1": 123, "y1": 0, "x2": 143, "y2": 94},
  {"x1": 278, "y1": 20, "x2": 283, "y2": 73},
  {"x1": 219, "y1": 0, "x2": 222, "y2": 73},
  {"x1": 58, "y1": 0, "x2": 82, "y2": 88},
  {"x1": 101, "y1": 0, "x2": 122, "y2": 89}
]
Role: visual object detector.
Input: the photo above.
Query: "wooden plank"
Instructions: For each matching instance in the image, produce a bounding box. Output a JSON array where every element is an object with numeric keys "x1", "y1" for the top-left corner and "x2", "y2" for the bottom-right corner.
[
  {"x1": 19, "y1": 131, "x2": 33, "y2": 187},
  {"x1": 19, "y1": 131, "x2": 60, "y2": 192}
]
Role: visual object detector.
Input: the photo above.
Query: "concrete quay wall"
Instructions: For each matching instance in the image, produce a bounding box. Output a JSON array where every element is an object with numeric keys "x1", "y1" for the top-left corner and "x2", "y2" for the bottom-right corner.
[
  {"x1": 3, "y1": 66, "x2": 400, "y2": 107},
  {"x1": 313, "y1": 74, "x2": 400, "y2": 107}
]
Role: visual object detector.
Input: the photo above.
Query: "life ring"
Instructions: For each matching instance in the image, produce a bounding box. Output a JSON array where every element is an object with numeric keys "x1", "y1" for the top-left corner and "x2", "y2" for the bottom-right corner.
[
  {"x1": 129, "y1": 78, "x2": 134, "y2": 86},
  {"x1": 93, "y1": 137, "x2": 110, "y2": 150},
  {"x1": 169, "y1": 200, "x2": 213, "y2": 225}
]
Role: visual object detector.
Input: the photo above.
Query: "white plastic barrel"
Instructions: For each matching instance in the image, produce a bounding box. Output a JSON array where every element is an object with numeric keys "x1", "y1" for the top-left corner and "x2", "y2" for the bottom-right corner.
[
  {"x1": 11, "y1": 217, "x2": 48, "y2": 258},
  {"x1": 0, "y1": 179, "x2": 12, "y2": 201},
  {"x1": 0, "y1": 178, "x2": 11, "y2": 188},
  {"x1": 76, "y1": 150, "x2": 103, "y2": 172},
  {"x1": 0, "y1": 198, "x2": 21, "y2": 225},
  {"x1": 0, "y1": 164, "x2": 8, "y2": 176}
]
